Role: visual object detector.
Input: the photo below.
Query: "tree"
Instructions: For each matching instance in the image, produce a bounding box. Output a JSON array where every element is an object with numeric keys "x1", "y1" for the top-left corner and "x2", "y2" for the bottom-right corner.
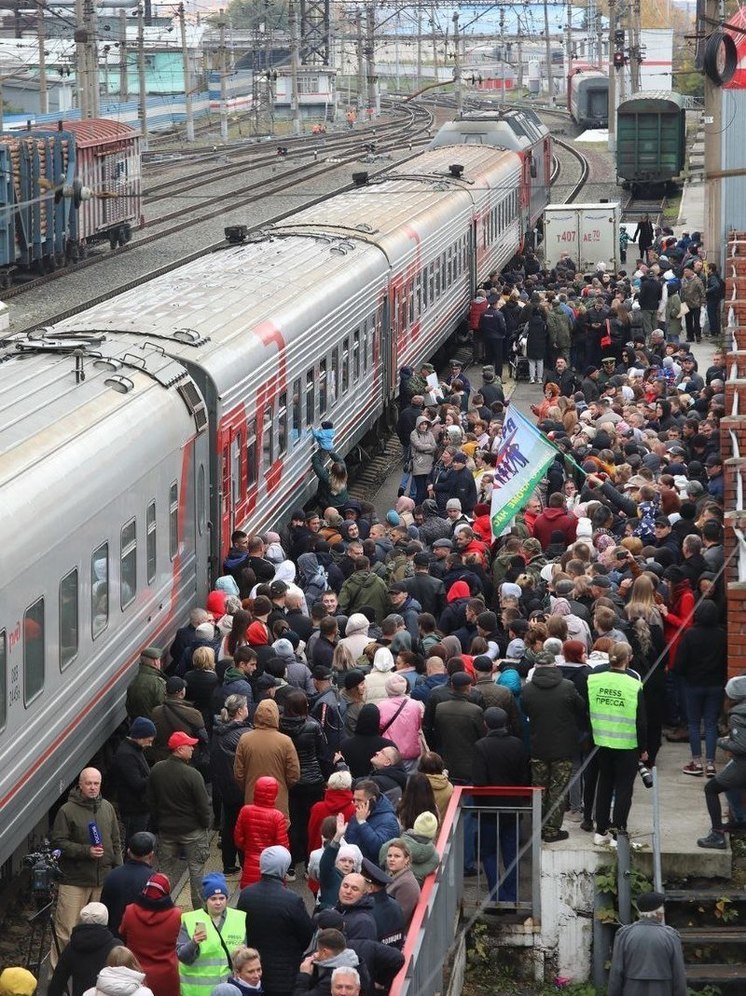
[{"x1": 216, "y1": 0, "x2": 289, "y2": 32}]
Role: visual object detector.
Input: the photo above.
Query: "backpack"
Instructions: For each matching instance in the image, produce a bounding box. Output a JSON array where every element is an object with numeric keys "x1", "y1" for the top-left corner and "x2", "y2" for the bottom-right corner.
[{"x1": 302, "y1": 563, "x2": 328, "y2": 605}]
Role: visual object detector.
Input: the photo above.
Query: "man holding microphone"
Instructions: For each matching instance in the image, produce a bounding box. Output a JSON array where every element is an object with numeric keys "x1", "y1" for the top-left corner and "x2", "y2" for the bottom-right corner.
[{"x1": 50, "y1": 767, "x2": 122, "y2": 966}]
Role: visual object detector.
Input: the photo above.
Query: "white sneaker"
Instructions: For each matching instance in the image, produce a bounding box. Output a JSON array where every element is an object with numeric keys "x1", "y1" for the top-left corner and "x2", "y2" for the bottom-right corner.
[
  {"x1": 529, "y1": 378, "x2": 536, "y2": 384},
  {"x1": 594, "y1": 833, "x2": 613, "y2": 846}
]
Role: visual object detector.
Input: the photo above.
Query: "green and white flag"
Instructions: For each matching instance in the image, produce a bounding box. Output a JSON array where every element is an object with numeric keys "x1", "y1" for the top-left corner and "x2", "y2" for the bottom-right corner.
[{"x1": 490, "y1": 404, "x2": 558, "y2": 538}]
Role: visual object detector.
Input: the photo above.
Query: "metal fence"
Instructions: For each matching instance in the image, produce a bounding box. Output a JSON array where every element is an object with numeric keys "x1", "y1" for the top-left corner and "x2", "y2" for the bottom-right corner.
[{"x1": 390, "y1": 785, "x2": 543, "y2": 996}]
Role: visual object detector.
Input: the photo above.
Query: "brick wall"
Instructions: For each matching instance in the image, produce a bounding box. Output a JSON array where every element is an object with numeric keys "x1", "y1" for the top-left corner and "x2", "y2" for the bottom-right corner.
[{"x1": 723, "y1": 233, "x2": 746, "y2": 676}]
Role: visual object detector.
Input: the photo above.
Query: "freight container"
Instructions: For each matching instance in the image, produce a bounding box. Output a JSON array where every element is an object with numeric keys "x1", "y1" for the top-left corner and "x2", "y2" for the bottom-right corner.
[
  {"x1": 542, "y1": 201, "x2": 621, "y2": 273},
  {"x1": 615, "y1": 91, "x2": 686, "y2": 191}
]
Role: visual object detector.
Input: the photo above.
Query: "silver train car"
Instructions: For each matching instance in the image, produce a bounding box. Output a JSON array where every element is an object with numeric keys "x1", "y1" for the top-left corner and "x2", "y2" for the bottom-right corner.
[{"x1": 0, "y1": 141, "x2": 550, "y2": 865}]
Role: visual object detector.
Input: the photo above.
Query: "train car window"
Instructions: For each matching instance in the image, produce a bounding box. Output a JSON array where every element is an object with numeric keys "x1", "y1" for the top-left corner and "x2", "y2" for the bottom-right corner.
[
  {"x1": 429, "y1": 263, "x2": 435, "y2": 303},
  {"x1": 352, "y1": 332, "x2": 360, "y2": 382},
  {"x1": 120, "y1": 519, "x2": 137, "y2": 610},
  {"x1": 305, "y1": 370, "x2": 315, "y2": 424},
  {"x1": 421, "y1": 267, "x2": 428, "y2": 309},
  {"x1": 197, "y1": 465, "x2": 206, "y2": 536},
  {"x1": 91, "y1": 543, "x2": 109, "y2": 639},
  {"x1": 362, "y1": 321, "x2": 369, "y2": 374},
  {"x1": 246, "y1": 420, "x2": 257, "y2": 487},
  {"x1": 319, "y1": 359, "x2": 328, "y2": 414},
  {"x1": 408, "y1": 287, "x2": 414, "y2": 325},
  {"x1": 434, "y1": 257, "x2": 441, "y2": 296},
  {"x1": 23, "y1": 597, "x2": 44, "y2": 706},
  {"x1": 169, "y1": 482, "x2": 178, "y2": 560},
  {"x1": 262, "y1": 407, "x2": 274, "y2": 471},
  {"x1": 291, "y1": 379, "x2": 302, "y2": 444},
  {"x1": 59, "y1": 569, "x2": 79, "y2": 671},
  {"x1": 330, "y1": 348, "x2": 338, "y2": 405},
  {"x1": 0, "y1": 630, "x2": 5, "y2": 731},
  {"x1": 146, "y1": 500, "x2": 157, "y2": 583},
  {"x1": 278, "y1": 392, "x2": 288, "y2": 455},
  {"x1": 231, "y1": 432, "x2": 242, "y2": 508},
  {"x1": 341, "y1": 340, "x2": 350, "y2": 393}
]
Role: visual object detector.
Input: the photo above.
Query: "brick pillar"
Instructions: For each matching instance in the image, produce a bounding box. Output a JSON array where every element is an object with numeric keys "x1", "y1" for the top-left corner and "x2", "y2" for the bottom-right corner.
[{"x1": 723, "y1": 231, "x2": 746, "y2": 677}]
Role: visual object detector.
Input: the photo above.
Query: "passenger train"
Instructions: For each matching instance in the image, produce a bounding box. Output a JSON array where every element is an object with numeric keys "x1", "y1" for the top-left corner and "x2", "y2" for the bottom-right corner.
[{"x1": 0, "y1": 128, "x2": 551, "y2": 866}]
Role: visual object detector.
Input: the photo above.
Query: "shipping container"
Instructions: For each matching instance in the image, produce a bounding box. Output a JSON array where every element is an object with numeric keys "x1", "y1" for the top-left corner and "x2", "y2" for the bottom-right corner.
[
  {"x1": 542, "y1": 201, "x2": 621, "y2": 273},
  {"x1": 616, "y1": 91, "x2": 686, "y2": 191}
]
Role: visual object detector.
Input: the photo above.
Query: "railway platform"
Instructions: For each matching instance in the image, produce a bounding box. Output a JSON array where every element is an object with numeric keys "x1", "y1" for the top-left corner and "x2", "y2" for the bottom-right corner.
[{"x1": 677, "y1": 173, "x2": 705, "y2": 237}]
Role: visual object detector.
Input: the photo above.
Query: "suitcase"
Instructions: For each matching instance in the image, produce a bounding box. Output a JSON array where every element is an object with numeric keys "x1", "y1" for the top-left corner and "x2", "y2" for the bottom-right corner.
[{"x1": 513, "y1": 356, "x2": 531, "y2": 381}]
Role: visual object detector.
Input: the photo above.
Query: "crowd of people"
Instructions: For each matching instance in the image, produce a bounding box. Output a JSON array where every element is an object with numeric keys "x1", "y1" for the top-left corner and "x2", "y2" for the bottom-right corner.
[{"x1": 27, "y1": 233, "x2": 735, "y2": 996}]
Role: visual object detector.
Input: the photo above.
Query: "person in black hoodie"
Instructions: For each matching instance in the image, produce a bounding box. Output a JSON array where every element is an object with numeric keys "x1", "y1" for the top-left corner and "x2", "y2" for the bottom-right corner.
[
  {"x1": 339, "y1": 704, "x2": 397, "y2": 780},
  {"x1": 675, "y1": 599, "x2": 727, "y2": 778},
  {"x1": 280, "y1": 690, "x2": 327, "y2": 870},
  {"x1": 109, "y1": 718, "x2": 154, "y2": 848},
  {"x1": 210, "y1": 694, "x2": 253, "y2": 874},
  {"x1": 521, "y1": 652, "x2": 586, "y2": 843},
  {"x1": 100, "y1": 832, "x2": 155, "y2": 937},
  {"x1": 472, "y1": 707, "x2": 530, "y2": 903},
  {"x1": 47, "y1": 902, "x2": 118, "y2": 996}
]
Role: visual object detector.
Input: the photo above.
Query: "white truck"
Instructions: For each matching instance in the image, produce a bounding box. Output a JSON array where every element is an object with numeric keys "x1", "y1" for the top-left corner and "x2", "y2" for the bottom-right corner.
[{"x1": 541, "y1": 202, "x2": 621, "y2": 274}]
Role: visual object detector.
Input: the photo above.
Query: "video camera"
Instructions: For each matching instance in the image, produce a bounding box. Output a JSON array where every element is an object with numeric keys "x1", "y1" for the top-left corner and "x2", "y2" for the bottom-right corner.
[{"x1": 24, "y1": 840, "x2": 62, "y2": 904}]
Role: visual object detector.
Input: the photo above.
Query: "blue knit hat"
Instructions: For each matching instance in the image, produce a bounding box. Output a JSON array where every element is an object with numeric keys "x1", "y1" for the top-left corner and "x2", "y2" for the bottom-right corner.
[{"x1": 202, "y1": 872, "x2": 228, "y2": 899}]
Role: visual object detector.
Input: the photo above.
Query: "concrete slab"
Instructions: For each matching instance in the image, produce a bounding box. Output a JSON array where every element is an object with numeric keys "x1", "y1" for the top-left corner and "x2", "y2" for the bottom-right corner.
[{"x1": 677, "y1": 177, "x2": 705, "y2": 235}]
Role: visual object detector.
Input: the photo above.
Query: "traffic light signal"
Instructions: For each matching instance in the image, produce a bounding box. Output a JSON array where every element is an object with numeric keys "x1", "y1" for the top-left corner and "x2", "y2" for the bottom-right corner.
[
  {"x1": 613, "y1": 51, "x2": 625, "y2": 68},
  {"x1": 614, "y1": 29, "x2": 625, "y2": 46}
]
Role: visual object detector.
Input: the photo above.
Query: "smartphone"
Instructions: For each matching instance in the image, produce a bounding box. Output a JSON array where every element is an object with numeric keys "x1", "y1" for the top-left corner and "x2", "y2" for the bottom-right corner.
[{"x1": 195, "y1": 921, "x2": 206, "y2": 935}]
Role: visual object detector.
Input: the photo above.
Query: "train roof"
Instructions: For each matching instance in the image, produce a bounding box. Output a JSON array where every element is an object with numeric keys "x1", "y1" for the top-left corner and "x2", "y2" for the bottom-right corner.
[
  {"x1": 53, "y1": 118, "x2": 139, "y2": 147},
  {"x1": 275, "y1": 146, "x2": 520, "y2": 251},
  {"x1": 46, "y1": 235, "x2": 389, "y2": 398},
  {"x1": 617, "y1": 91, "x2": 685, "y2": 112},
  {"x1": 0, "y1": 334, "x2": 198, "y2": 521},
  {"x1": 430, "y1": 108, "x2": 548, "y2": 150}
]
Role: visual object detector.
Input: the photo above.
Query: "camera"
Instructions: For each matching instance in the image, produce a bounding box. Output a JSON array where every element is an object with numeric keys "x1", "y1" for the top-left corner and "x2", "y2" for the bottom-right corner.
[
  {"x1": 638, "y1": 761, "x2": 654, "y2": 789},
  {"x1": 24, "y1": 840, "x2": 62, "y2": 904}
]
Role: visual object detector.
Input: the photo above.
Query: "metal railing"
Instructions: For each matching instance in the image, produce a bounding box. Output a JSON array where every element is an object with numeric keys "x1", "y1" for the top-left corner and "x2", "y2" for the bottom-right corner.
[{"x1": 390, "y1": 785, "x2": 543, "y2": 996}]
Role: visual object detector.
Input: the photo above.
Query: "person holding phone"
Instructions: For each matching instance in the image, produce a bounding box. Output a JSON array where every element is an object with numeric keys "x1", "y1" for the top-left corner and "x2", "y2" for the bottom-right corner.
[{"x1": 177, "y1": 874, "x2": 246, "y2": 996}]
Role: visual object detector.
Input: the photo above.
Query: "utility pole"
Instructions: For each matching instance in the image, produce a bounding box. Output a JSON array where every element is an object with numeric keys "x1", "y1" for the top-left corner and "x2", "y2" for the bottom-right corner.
[
  {"x1": 543, "y1": 0, "x2": 553, "y2": 103},
  {"x1": 289, "y1": 0, "x2": 301, "y2": 135},
  {"x1": 431, "y1": 2, "x2": 438, "y2": 80},
  {"x1": 564, "y1": 0, "x2": 572, "y2": 99},
  {"x1": 595, "y1": 9, "x2": 603, "y2": 67},
  {"x1": 452, "y1": 11, "x2": 462, "y2": 114},
  {"x1": 516, "y1": 12, "x2": 524, "y2": 90},
  {"x1": 137, "y1": 4, "x2": 148, "y2": 149},
  {"x1": 37, "y1": 0, "x2": 47, "y2": 114},
  {"x1": 416, "y1": 5, "x2": 422, "y2": 92},
  {"x1": 219, "y1": 8, "x2": 228, "y2": 141},
  {"x1": 629, "y1": 0, "x2": 641, "y2": 93},
  {"x1": 119, "y1": 9, "x2": 128, "y2": 100},
  {"x1": 607, "y1": 0, "x2": 616, "y2": 152},
  {"x1": 499, "y1": 7, "x2": 505, "y2": 99},
  {"x1": 356, "y1": 10, "x2": 365, "y2": 114},
  {"x1": 365, "y1": 4, "x2": 376, "y2": 119},
  {"x1": 84, "y1": 0, "x2": 99, "y2": 116},
  {"x1": 75, "y1": 0, "x2": 88, "y2": 117},
  {"x1": 704, "y1": 0, "x2": 722, "y2": 263},
  {"x1": 178, "y1": 3, "x2": 194, "y2": 141}
]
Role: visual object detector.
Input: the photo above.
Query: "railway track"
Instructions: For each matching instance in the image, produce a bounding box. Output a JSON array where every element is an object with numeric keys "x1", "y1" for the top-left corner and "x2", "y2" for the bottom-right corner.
[
  {"x1": 2, "y1": 103, "x2": 434, "y2": 304},
  {"x1": 621, "y1": 194, "x2": 668, "y2": 226},
  {"x1": 552, "y1": 136, "x2": 590, "y2": 203}
]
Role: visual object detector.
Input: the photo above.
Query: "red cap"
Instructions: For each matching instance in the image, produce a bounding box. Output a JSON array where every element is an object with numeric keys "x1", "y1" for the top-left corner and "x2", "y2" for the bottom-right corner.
[
  {"x1": 142, "y1": 872, "x2": 171, "y2": 899},
  {"x1": 168, "y1": 731, "x2": 199, "y2": 750}
]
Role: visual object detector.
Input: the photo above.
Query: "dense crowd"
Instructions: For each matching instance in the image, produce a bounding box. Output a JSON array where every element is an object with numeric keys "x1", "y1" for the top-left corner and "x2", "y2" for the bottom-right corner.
[{"x1": 29, "y1": 230, "x2": 736, "y2": 996}]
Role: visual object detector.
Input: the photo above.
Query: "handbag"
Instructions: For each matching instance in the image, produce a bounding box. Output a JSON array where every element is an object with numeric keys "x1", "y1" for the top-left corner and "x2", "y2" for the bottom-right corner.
[
  {"x1": 600, "y1": 319, "x2": 612, "y2": 349},
  {"x1": 678, "y1": 301, "x2": 690, "y2": 317}
]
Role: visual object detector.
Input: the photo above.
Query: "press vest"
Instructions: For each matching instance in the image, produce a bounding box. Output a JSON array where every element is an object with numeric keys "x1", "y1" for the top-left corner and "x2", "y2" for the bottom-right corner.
[
  {"x1": 179, "y1": 907, "x2": 247, "y2": 996},
  {"x1": 587, "y1": 669, "x2": 640, "y2": 750}
]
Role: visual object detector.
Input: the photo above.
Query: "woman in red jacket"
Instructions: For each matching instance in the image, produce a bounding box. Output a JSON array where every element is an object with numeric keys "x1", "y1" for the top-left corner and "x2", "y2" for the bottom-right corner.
[
  {"x1": 119, "y1": 873, "x2": 181, "y2": 996},
  {"x1": 234, "y1": 776, "x2": 290, "y2": 888},
  {"x1": 661, "y1": 565, "x2": 696, "y2": 735}
]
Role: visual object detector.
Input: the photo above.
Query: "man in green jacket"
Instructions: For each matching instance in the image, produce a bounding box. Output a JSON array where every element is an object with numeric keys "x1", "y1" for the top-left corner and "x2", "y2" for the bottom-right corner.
[
  {"x1": 50, "y1": 768, "x2": 122, "y2": 966},
  {"x1": 338, "y1": 557, "x2": 391, "y2": 624},
  {"x1": 546, "y1": 299, "x2": 572, "y2": 363},
  {"x1": 125, "y1": 646, "x2": 166, "y2": 721},
  {"x1": 146, "y1": 731, "x2": 212, "y2": 910}
]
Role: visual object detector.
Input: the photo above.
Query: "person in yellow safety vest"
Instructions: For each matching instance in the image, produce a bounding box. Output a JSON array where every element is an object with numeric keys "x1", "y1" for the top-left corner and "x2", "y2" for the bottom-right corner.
[
  {"x1": 177, "y1": 873, "x2": 246, "y2": 996},
  {"x1": 585, "y1": 642, "x2": 648, "y2": 847}
]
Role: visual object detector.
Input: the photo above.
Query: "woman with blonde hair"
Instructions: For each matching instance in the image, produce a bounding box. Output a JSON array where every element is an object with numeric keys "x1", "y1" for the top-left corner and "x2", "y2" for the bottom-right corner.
[
  {"x1": 82, "y1": 948, "x2": 154, "y2": 996},
  {"x1": 184, "y1": 646, "x2": 219, "y2": 732}
]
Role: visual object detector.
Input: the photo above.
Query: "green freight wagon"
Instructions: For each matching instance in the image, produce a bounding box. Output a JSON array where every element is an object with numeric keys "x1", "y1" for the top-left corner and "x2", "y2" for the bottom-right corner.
[{"x1": 616, "y1": 91, "x2": 686, "y2": 193}]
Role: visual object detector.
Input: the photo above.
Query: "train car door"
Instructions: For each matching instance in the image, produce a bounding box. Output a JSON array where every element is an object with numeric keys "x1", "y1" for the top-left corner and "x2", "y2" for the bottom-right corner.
[{"x1": 217, "y1": 413, "x2": 246, "y2": 567}]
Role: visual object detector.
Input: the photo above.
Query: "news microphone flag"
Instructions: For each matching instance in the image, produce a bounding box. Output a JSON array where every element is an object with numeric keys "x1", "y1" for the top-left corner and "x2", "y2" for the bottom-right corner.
[
  {"x1": 490, "y1": 404, "x2": 559, "y2": 538},
  {"x1": 88, "y1": 822, "x2": 102, "y2": 847}
]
